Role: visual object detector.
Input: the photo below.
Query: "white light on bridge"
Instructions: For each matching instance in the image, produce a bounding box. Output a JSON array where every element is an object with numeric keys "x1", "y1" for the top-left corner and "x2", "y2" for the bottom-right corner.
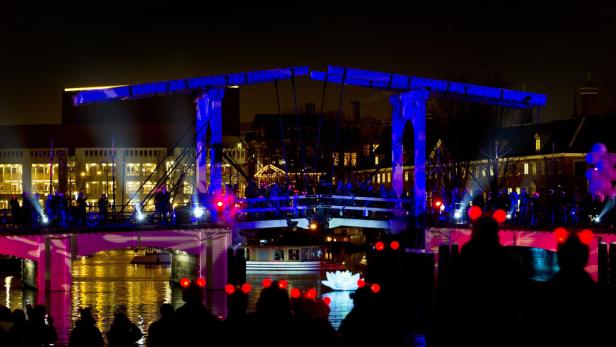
[{"x1": 193, "y1": 206, "x2": 205, "y2": 218}]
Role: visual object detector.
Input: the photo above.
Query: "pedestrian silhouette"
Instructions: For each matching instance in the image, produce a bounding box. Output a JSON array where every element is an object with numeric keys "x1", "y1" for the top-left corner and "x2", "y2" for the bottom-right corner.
[
  {"x1": 146, "y1": 303, "x2": 175, "y2": 347},
  {"x1": 69, "y1": 307, "x2": 104, "y2": 347}
]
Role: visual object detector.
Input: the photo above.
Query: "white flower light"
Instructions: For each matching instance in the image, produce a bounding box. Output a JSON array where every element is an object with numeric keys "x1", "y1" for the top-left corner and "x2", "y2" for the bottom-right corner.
[{"x1": 321, "y1": 270, "x2": 360, "y2": 291}]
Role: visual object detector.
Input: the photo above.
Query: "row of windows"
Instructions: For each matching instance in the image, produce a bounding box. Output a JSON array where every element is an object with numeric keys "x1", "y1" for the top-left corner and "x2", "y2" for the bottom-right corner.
[
  {"x1": 84, "y1": 149, "x2": 165, "y2": 157},
  {"x1": 1, "y1": 151, "x2": 22, "y2": 158},
  {"x1": 30, "y1": 150, "x2": 65, "y2": 158}
]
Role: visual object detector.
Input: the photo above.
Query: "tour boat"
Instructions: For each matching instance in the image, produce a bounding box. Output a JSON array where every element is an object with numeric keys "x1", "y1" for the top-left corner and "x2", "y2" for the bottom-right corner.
[
  {"x1": 130, "y1": 249, "x2": 172, "y2": 264},
  {"x1": 245, "y1": 245, "x2": 344, "y2": 271}
]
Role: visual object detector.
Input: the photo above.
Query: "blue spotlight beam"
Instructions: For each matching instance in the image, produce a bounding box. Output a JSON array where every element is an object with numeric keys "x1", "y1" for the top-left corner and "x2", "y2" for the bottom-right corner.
[
  {"x1": 311, "y1": 66, "x2": 546, "y2": 108},
  {"x1": 73, "y1": 66, "x2": 310, "y2": 105}
]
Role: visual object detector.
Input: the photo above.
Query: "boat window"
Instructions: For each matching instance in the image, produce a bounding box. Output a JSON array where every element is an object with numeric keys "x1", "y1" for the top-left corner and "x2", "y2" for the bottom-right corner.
[
  {"x1": 289, "y1": 249, "x2": 300, "y2": 261},
  {"x1": 274, "y1": 249, "x2": 285, "y2": 261},
  {"x1": 312, "y1": 248, "x2": 323, "y2": 260}
]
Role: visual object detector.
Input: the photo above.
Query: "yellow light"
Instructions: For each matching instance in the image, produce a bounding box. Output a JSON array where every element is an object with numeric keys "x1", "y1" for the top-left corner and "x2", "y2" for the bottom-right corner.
[
  {"x1": 309, "y1": 222, "x2": 318, "y2": 231},
  {"x1": 64, "y1": 85, "x2": 127, "y2": 92},
  {"x1": 97, "y1": 171, "x2": 101, "y2": 175},
  {"x1": 80, "y1": 172, "x2": 85, "y2": 177}
]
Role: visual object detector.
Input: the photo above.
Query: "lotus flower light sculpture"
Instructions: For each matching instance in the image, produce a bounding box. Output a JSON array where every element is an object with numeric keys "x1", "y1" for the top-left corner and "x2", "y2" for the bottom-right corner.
[{"x1": 321, "y1": 270, "x2": 360, "y2": 291}]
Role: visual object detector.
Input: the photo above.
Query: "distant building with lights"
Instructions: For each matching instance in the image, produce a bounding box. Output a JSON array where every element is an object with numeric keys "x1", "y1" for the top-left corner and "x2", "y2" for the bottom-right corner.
[{"x1": 0, "y1": 87, "x2": 246, "y2": 210}]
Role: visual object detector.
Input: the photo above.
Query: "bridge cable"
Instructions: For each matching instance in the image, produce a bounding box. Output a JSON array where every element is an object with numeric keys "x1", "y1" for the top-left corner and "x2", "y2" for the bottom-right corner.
[
  {"x1": 313, "y1": 72, "x2": 329, "y2": 173},
  {"x1": 274, "y1": 79, "x2": 290, "y2": 185}
]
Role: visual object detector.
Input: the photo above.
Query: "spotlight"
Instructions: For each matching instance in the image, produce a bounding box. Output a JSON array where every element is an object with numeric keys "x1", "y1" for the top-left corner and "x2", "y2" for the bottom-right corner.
[
  {"x1": 42, "y1": 215, "x2": 49, "y2": 224},
  {"x1": 193, "y1": 206, "x2": 205, "y2": 218},
  {"x1": 137, "y1": 213, "x2": 145, "y2": 222},
  {"x1": 309, "y1": 222, "x2": 318, "y2": 231},
  {"x1": 506, "y1": 213, "x2": 512, "y2": 220},
  {"x1": 453, "y1": 210, "x2": 462, "y2": 220},
  {"x1": 593, "y1": 216, "x2": 601, "y2": 224}
]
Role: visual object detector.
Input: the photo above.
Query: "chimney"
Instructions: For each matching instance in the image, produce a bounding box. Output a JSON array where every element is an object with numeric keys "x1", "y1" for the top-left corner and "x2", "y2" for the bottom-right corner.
[
  {"x1": 350, "y1": 101, "x2": 360, "y2": 123},
  {"x1": 578, "y1": 72, "x2": 599, "y2": 116},
  {"x1": 305, "y1": 102, "x2": 316, "y2": 115}
]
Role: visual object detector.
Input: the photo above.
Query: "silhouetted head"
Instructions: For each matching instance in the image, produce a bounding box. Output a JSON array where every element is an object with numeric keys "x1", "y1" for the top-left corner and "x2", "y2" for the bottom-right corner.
[
  {"x1": 470, "y1": 216, "x2": 500, "y2": 246},
  {"x1": 349, "y1": 286, "x2": 376, "y2": 310},
  {"x1": 182, "y1": 282, "x2": 204, "y2": 304},
  {"x1": 78, "y1": 307, "x2": 96, "y2": 324},
  {"x1": 12, "y1": 309, "x2": 26, "y2": 323},
  {"x1": 0, "y1": 305, "x2": 11, "y2": 321},
  {"x1": 557, "y1": 234, "x2": 589, "y2": 272},
  {"x1": 256, "y1": 281, "x2": 291, "y2": 318},
  {"x1": 159, "y1": 303, "x2": 174, "y2": 319},
  {"x1": 227, "y1": 291, "x2": 249, "y2": 316}
]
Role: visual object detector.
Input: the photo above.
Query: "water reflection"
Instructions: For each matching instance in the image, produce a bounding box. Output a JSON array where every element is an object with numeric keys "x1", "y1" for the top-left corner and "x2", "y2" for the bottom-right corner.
[{"x1": 3, "y1": 249, "x2": 354, "y2": 345}]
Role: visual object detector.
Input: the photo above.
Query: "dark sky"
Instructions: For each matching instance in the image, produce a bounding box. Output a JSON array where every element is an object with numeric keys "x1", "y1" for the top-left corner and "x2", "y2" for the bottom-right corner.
[{"x1": 1, "y1": 1, "x2": 615, "y2": 125}]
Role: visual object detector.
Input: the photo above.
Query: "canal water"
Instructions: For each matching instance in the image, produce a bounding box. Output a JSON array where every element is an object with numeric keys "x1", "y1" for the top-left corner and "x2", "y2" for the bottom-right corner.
[{"x1": 2, "y1": 249, "x2": 354, "y2": 346}]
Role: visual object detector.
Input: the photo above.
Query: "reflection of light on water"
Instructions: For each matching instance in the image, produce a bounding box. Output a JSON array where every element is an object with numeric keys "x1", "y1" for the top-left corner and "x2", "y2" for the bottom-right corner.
[{"x1": 4, "y1": 276, "x2": 12, "y2": 307}]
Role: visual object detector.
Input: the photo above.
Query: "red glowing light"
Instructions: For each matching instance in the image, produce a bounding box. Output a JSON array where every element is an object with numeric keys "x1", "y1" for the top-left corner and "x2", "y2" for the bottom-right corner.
[
  {"x1": 241, "y1": 283, "x2": 251, "y2": 294},
  {"x1": 370, "y1": 283, "x2": 381, "y2": 293},
  {"x1": 216, "y1": 201, "x2": 223, "y2": 208},
  {"x1": 290, "y1": 288, "x2": 301, "y2": 298},
  {"x1": 225, "y1": 284, "x2": 236, "y2": 295},
  {"x1": 357, "y1": 278, "x2": 365, "y2": 288},
  {"x1": 492, "y1": 209, "x2": 507, "y2": 224},
  {"x1": 580, "y1": 229, "x2": 594, "y2": 245},
  {"x1": 262, "y1": 278, "x2": 272, "y2": 288},
  {"x1": 375, "y1": 241, "x2": 385, "y2": 251},
  {"x1": 304, "y1": 288, "x2": 317, "y2": 300},
  {"x1": 179, "y1": 278, "x2": 190, "y2": 288},
  {"x1": 196, "y1": 277, "x2": 206, "y2": 288},
  {"x1": 434, "y1": 200, "x2": 442, "y2": 208},
  {"x1": 468, "y1": 205, "x2": 482, "y2": 221},
  {"x1": 278, "y1": 279, "x2": 289, "y2": 289},
  {"x1": 390, "y1": 241, "x2": 400, "y2": 250},
  {"x1": 554, "y1": 227, "x2": 568, "y2": 243},
  {"x1": 322, "y1": 297, "x2": 331, "y2": 305}
]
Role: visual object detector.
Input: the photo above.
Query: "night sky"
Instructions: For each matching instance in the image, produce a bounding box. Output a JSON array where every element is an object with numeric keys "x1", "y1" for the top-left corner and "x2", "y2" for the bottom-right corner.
[{"x1": 1, "y1": 1, "x2": 615, "y2": 125}]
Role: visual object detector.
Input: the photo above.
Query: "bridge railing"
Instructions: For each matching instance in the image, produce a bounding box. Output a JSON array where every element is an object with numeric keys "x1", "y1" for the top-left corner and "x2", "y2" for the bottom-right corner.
[{"x1": 235, "y1": 194, "x2": 411, "y2": 221}]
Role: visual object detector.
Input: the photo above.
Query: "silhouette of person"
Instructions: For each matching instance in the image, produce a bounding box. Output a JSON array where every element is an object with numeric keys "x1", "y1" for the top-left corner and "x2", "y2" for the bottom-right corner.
[
  {"x1": 339, "y1": 286, "x2": 388, "y2": 346},
  {"x1": 9, "y1": 309, "x2": 36, "y2": 346},
  {"x1": 523, "y1": 233, "x2": 610, "y2": 346},
  {"x1": 253, "y1": 281, "x2": 298, "y2": 345},
  {"x1": 27, "y1": 304, "x2": 57, "y2": 347},
  {"x1": 76, "y1": 192, "x2": 88, "y2": 226},
  {"x1": 437, "y1": 216, "x2": 524, "y2": 347},
  {"x1": 222, "y1": 290, "x2": 253, "y2": 345},
  {"x1": 69, "y1": 307, "x2": 104, "y2": 347},
  {"x1": 175, "y1": 282, "x2": 221, "y2": 345},
  {"x1": 106, "y1": 307, "x2": 143, "y2": 347},
  {"x1": 0, "y1": 305, "x2": 14, "y2": 345},
  {"x1": 146, "y1": 303, "x2": 175, "y2": 347}
]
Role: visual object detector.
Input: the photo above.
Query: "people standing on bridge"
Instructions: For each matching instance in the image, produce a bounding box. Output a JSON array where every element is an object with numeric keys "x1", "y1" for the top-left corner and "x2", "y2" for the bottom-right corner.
[
  {"x1": 98, "y1": 194, "x2": 108, "y2": 224},
  {"x1": 154, "y1": 186, "x2": 170, "y2": 224},
  {"x1": 9, "y1": 196, "x2": 20, "y2": 227},
  {"x1": 76, "y1": 192, "x2": 88, "y2": 226},
  {"x1": 146, "y1": 303, "x2": 175, "y2": 347},
  {"x1": 21, "y1": 192, "x2": 33, "y2": 228},
  {"x1": 69, "y1": 307, "x2": 104, "y2": 347}
]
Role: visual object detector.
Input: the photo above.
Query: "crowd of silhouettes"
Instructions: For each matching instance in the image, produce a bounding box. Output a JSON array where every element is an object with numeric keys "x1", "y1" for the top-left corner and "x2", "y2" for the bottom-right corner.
[
  {"x1": 2, "y1": 212, "x2": 615, "y2": 346},
  {"x1": 431, "y1": 214, "x2": 615, "y2": 347},
  {"x1": 0, "y1": 304, "x2": 57, "y2": 346}
]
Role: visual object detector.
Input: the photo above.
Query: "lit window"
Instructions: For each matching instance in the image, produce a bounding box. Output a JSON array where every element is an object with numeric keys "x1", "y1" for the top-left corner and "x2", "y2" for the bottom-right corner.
[
  {"x1": 387, "y1": 172, "x2": 391, "y2": 183},
  {"x1": 404, "y1": 171, "x2": 409, "y2": 182},
  {"x1": 523, "y1": 163, "x2": 529, "y2": 175},
  {"x1": 377, "y1": 174, "x2": 381, "y2": 184},
  {"x1": 351, "y1": 153, "x2": 357, "y2": 167},
  {"x1": 489, "y1": 166, "x2": 494, "y2": 176},
  {"x1": 535, "y1": 136, "x2": 541, "y2": 152},
  {"x1": 375, "y1": 156, "x2": 379, "y2": 166},
  {"x1": 532, "y1": 162, "x2": 537, "y2": 175}
]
